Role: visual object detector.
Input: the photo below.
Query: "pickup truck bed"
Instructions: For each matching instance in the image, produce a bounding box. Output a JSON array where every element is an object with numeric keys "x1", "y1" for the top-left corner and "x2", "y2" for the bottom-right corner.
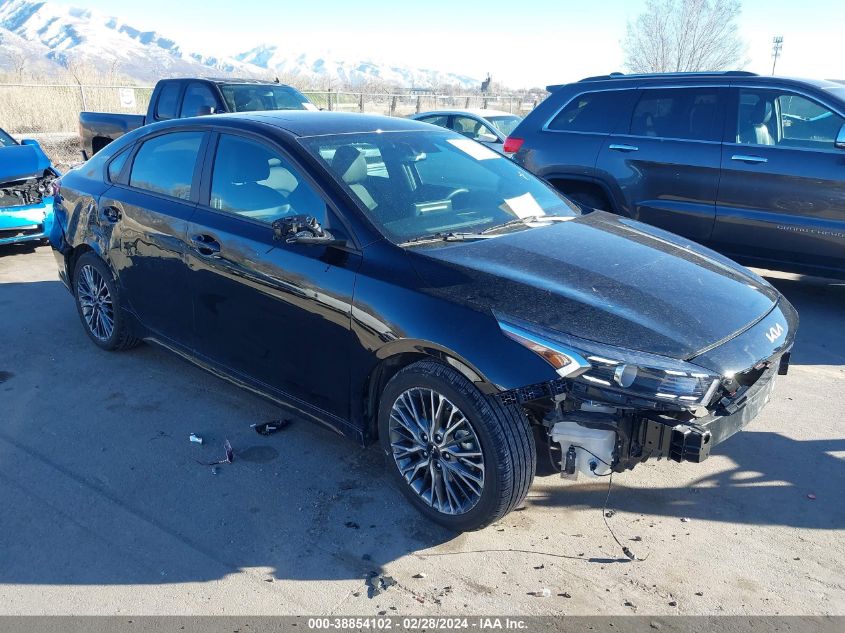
[{"x1": 79, "y1": 78, "x2": 314, "y2": 160}]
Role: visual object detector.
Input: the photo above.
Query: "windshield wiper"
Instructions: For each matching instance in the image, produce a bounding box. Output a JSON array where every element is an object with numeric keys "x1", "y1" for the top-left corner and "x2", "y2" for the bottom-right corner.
[
  {"x1": 482, "y1": 215, "x2": 573, "y2": 235},
  {"x1": 400, "y1": 231, "x2": 498, "y2": 246}
]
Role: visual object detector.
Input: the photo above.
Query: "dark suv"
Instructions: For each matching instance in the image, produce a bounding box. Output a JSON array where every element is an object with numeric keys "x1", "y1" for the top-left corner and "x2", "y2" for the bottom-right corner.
[{"x1": 507, "y1": 72, "x2": 845, "y2": 278}]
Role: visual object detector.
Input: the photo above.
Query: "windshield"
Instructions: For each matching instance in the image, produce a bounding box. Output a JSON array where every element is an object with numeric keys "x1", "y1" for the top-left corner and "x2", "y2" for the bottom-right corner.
[
  {"x1": 220, "y1": 84, "x2": 315, "y2": 113},
  {"x1": 301, "y1": 130, "x2": 579, "y2": 243},
  {"x1": 487, "y1": 115, "x2": 522, "y2": 136},
  {"x1": 0, "y1": 128, "x2": 17, "y2": 147}
]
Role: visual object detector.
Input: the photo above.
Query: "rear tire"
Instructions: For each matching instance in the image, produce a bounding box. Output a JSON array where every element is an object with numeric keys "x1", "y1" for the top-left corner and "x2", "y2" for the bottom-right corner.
[
  {"x1": 73, "y1": 252, "x2": 140, "y2": 351},
  {"x1": 565, "y1": 190, "x2": 608, "y2": 212},
  {"x1": 379, "y1": 359, "x2": 535, "y2": 531}
]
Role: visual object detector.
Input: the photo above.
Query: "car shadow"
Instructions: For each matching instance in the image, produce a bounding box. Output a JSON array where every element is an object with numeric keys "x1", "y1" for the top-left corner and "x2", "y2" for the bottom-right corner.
[
  {"x1": 0, "y1": 266, "x2": 842, "y2": 588},
  {"x1": 526, "y1": 430, "x2": 844, "y2": 530}
]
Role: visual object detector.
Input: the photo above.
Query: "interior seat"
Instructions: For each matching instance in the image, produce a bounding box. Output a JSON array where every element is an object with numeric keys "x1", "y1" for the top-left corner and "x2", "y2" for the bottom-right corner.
[
  {"x1": 331, "y1": 145, "x2": 378, "y2": 211},
  {"x1": 213, "y1": 150, "x2": 287, "y2": 214},
  {"x1": 739, "y1": 99, "x2": 774, "y2": 145}
]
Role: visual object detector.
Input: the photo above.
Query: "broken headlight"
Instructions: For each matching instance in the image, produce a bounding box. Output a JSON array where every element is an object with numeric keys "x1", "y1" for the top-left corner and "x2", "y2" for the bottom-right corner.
[{"x1": 498, "y1": 318, "x2": 721, "y2": 407}]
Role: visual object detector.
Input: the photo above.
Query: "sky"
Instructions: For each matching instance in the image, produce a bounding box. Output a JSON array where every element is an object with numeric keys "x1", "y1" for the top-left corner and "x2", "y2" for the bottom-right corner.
[{"x1": 60, "y1": 0, "x2": 844, "y2": 88}]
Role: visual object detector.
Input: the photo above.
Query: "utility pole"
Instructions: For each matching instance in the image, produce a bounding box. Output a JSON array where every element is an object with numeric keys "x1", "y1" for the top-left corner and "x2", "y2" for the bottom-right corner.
[{"x1": 771, "y1": 36, "x2": 784, "y2": 75}]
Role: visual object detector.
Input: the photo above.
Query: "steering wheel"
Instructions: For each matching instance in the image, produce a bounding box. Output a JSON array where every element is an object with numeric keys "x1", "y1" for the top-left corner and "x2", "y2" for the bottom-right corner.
[{"x1": 446, "y1": 188, "x2": 470, "y2": 201}]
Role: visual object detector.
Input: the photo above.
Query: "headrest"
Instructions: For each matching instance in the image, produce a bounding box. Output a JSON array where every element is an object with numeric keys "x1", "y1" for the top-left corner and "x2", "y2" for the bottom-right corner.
[
  {"x1": 750, "y1": 99, "x2": 772, "y2": 125},
  {"x1": 332, "y1": 145, "x2": 367, "y2": 184},
  {"x1": 225, "y1": 149, "x2": 270, "y2": 183}
]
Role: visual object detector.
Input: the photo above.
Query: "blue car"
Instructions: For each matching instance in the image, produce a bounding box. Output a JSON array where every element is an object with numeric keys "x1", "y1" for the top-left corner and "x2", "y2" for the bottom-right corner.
[{"x1": 0, "y1": 127, "x2": 59, "y2": 248}]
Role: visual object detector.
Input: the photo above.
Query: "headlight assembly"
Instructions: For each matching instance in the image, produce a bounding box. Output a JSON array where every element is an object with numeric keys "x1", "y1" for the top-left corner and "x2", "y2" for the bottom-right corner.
[{"x1": 498, "y1": 318, "x2": 721, "y2": 407}]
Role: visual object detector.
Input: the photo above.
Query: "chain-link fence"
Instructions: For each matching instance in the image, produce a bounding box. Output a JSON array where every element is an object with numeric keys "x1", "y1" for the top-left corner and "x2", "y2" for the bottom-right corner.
[
  {"x1": 0, "y1": 83, "x2": 543, "y2": 134},
  {"x1": 0, "y1": 83, "x2": 154, "y2": 134}
]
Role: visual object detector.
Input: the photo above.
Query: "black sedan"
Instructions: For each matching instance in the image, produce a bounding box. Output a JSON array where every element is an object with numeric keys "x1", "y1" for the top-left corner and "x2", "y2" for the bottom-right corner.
[{"x1": 50, "y1": 112, "x2": 797, "y2": 531}]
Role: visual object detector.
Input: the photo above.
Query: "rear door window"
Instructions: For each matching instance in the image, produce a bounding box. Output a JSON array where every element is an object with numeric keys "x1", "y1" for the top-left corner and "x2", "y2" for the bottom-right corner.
[
  {"x1": 181, "y1": 82, "x2": 220, "y2": 117},
  {"x1": 418, "y1": 115, "x2": 449, "y2": 128},
  {"x1": 630, "y1": 88, "x2": 721, "y2": 141},
  {"x1": 547, "y1": 90, "x2": 629, "y2": 133},
  {"x1": 154, "y1": 82, "x2": 181, "y2": 121},
  {"x1": 129, "y1": 131, "x2": 204, "y2": 200}
]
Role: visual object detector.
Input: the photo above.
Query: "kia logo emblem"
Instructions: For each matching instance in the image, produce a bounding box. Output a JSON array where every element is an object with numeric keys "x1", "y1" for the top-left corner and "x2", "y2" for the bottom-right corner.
[{"x1": 765, "y1": 323, "x2": 784, "y2": 343}]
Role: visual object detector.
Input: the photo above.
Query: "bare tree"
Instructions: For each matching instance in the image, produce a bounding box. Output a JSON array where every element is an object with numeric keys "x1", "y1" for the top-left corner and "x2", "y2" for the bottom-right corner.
[{"x1": 623, "y1": 0, "x2": 748, "y2": 73}]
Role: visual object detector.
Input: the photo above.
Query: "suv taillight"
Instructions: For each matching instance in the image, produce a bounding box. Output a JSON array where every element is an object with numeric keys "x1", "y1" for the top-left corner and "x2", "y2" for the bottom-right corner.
[{"x1": 503, "y1": 137, "x2": 524, "y2": 154}]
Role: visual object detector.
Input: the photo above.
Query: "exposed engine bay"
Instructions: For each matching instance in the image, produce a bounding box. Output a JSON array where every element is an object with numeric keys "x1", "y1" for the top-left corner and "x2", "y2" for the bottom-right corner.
[
  {"x1": 504, "y1": 352, "x2": 789, "y2": 479},
  {"x1": 0, "y1": 170, "x2": 56, "y2": 209}
]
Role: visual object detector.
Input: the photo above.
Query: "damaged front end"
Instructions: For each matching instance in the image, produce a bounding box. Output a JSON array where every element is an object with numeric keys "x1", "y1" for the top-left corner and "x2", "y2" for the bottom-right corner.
[
  {"x1": 497, "y1": 307, "x2": 796, "y2": 479},
  {"x1": 0, "y1": 139, "x2": 58, "y2": 247}
]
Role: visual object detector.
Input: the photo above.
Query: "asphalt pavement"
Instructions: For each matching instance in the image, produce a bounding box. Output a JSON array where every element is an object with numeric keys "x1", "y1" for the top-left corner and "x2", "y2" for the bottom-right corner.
[{"x1": 1, "y1": 244, "x2": 843, "y2": 616}]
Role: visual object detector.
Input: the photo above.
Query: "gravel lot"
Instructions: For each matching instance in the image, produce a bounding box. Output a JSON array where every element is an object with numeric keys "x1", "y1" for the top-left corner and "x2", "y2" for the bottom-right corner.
[{"x1": 0, "y1": 243, "x2": 843, "y2": 616}]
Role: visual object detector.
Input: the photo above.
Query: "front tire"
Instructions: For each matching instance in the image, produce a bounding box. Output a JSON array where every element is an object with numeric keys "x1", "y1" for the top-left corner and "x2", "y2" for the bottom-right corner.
[
  {"x1": 73, "y1": 252, "x2": 140, "y2": 351},
  {"x1": 379, "y1": 360, "x2": 535, "y2": 531}
]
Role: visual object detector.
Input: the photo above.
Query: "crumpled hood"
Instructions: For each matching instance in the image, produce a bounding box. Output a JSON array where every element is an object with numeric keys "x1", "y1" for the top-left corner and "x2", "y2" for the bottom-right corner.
[
  {"x1": 408, "y1": 211, "x2": 780, "y2": 360},
  {"x1": 0, "y1": 143, "x2": 52, "y2": 183}
]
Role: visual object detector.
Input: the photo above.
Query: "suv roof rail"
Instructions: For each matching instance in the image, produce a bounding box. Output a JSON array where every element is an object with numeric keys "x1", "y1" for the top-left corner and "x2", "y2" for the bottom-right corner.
[{"x1": 547, "y1": 70, "x2": 758, "y2": 91}]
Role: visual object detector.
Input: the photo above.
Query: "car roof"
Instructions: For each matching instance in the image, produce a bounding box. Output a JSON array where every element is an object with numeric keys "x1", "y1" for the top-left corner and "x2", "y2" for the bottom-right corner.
[
  {"x1": 414, "y1": 108, "x2": 516, "y2": 118},
  {"x1": 547, "y1": 72, "x2": 845, "y2": 93},
  {"x1": 179, "y1": 111, "x2": 434, "y2": 137}
]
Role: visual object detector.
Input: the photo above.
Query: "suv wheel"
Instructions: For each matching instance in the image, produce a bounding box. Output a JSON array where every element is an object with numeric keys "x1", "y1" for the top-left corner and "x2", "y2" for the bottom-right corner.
[
  {"x1": 73, "y1": 252, "x2": 140, "y2": 351},
  {"x1": 379, "y1": 359, "x2": 535, "y2": 531}
]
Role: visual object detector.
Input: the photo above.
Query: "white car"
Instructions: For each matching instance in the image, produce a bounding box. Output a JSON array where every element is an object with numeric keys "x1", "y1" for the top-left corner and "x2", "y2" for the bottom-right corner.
[{"x1": 410, "y1": 109, "x2": 522, "y2": 155}]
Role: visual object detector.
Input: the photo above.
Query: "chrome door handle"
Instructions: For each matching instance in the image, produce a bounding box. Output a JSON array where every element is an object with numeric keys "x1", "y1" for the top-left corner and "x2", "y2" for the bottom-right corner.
[
  {"x1": 731, "y1": 154, "x2": 768, "y2": 164},
  {"x1": 190, "y1": 234, "x2": 221, "y2": 257},
  {"x1": 609, "y1": 144, "x2": 639, "y2": 152}
]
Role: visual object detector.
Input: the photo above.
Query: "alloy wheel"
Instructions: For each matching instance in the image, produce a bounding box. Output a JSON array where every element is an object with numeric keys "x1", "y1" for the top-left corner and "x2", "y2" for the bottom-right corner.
[
  {"x1": 77, "y1": 264, "x2": 114, "y2": 342},
  {"x1": 388, "y1": 387, "x2": 485, "y2": 515}
]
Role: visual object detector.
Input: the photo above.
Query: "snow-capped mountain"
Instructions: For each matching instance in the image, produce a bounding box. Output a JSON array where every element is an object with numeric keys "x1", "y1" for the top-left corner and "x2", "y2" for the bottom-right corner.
[
  {"x1": 0, "y1": 0, "x2": 257, "y2": 80},
  {"x1": 236, "y1": 45, "x2": 479, "y2": 89},
  {"x1": 0, "y1": 0, "x2": 480, "y2": 88}
]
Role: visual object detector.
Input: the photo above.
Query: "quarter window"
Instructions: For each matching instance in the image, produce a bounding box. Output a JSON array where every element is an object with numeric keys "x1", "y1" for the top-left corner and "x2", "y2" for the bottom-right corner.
[
  {"x1": 154, "y1": 82, "x2": 181, "y2": 121},
  {"x1": 547, "y1": 91, "x2": 627, "y2": 133},
  {"x1": 630, "y1": 88, "x2": 720, "y2": 141},
  {"x1": 210, "y1": 134, "x2": 325, "y2": 224},
  {"x1": 107, "y1": 148, "x2": 129, "y2": 183},
  {"x1": 129, "y1": 132, "x2": 203, "y2": 200}
]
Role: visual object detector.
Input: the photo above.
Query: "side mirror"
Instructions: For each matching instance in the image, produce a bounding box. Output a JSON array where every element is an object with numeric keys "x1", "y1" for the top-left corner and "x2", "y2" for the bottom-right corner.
[
  {"x1": 477, "y1": 133, "x2": 498, "y2": 143},
  {"x1": 272, "y1": 214, "x2": 346, "y2": 247},
  {"x1": 835, "y1": 123, "x2": 845, "y2": 149},
  {"x1": 196, "y1": 105, "x2": 216, "y2": 116}
]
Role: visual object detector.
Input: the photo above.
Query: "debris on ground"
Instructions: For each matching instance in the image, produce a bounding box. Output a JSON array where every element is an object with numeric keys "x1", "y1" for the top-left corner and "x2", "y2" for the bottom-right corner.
[
  {"x1": 365, "y1": 572, "x2": 397, "y2": 598},
  {"x1": 668, "y1": 600, "x2": 678, "y2": 606},
  {"x1": 412, "y1": 573, "x2": 426, "y2": 579},
  {"x1": 631, "y1": 536, "x2": 642, "y2": 542},
  {"x1": 533, "y1": 564, "x2": 545, "y2": 570},
  {"x1": 695, "y1": 591, "x2": 704, "y2": 596},
  {"x1": 344, "y1": 521, "x2": 360, "y2": 529},
  {"x1": 650, "y1": 621, "x2": 662, "y2": 630},
  {"x1": 195, "y1": 439, "x2": 234, "y2": 466},
  {"x1": 681, "y1": 517, "x2": 691, "y2": 523},
  {"x1": 252, "y1": 419, "x2": 291, "y2": 435},
  {"x1": 605, "y1": 510, "x2": 616, "y2": 518},
  {"x1": 189, "y1": 433, "x2": 203, "y2": 444},
  {"x1": 559, "y1": 592, "x2": 572, "y2": 598},
  {"x1": 529, "y1": 588, "x2": 552, "y2": 598},
  {"x1": 807, "y1": 493, "x2": 817, "y2": 500}
]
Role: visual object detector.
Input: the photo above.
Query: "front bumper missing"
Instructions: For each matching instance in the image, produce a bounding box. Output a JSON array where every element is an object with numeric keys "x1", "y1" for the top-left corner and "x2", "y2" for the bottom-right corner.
[{"x1": 502, "y1": 352, "x2": 784, "y2": 474}]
